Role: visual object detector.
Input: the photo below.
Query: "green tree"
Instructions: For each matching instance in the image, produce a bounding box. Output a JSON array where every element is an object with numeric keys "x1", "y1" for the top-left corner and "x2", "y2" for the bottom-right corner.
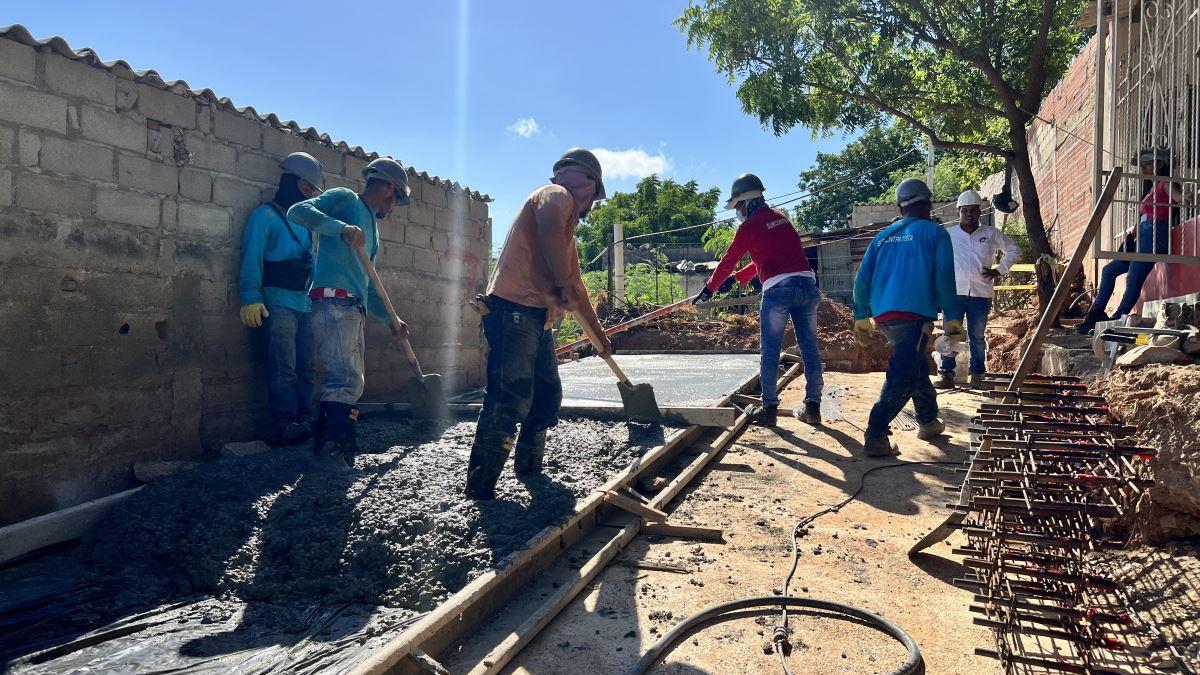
[
  {"x1": 578, "y1": 175, "x2": 722, "y2": 265},
  {"x1": 791, "y1": 124, "x2": 923, "y2": 232},
  {"x1": 678, "y1": 0, "x2": 1089, "y2": 305}
]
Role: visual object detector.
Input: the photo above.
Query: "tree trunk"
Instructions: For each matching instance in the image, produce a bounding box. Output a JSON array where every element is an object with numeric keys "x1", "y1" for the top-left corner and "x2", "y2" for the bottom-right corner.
[{"x1": 1008, "y1": 128, "x2": 1057, "y2": 314}]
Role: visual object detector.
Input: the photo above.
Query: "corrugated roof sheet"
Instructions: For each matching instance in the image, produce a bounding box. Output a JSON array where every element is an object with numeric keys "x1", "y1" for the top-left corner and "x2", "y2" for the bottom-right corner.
[{"x1": 0, "y1": 24, "x2": 490, "y2": 202}]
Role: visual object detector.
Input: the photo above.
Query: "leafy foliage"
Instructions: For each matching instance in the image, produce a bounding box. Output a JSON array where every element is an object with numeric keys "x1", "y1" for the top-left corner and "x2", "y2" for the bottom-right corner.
[{"x1": 577, "y1": 175, "x2": 721, "y2": 267}]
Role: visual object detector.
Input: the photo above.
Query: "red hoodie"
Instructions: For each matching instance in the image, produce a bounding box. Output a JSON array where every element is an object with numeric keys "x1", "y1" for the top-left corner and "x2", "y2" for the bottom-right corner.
[{"x1": 704, "y1": 206, "x2": 813, "y2": 292}]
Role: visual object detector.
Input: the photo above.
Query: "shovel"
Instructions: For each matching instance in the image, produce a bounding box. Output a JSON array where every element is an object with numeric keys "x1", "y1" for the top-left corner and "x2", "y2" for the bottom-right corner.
[
  {"x1": 573, "y1": 314, "x2": 661, "y2": 421},
  {"x1": 353, "y1": 245, "x2": 449, "y2": 419}
]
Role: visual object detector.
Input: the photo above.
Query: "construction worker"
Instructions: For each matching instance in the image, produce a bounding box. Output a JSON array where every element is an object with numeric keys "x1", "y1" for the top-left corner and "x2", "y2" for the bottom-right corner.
[
  {"x1": 697, "y1": 173, "x2": 822, "y2": 427},
  {"x1": 465, "y1": 148, "x2": 612, "y2": 500},
  {"x1": 238, "y1": 152, "x2": 324, "y2": 446},
  {"x1": 288, "y1": 158, "x2": 412, "y2": 472},
  {"x1": 1076, "y1": 148, "x2": 1185, "y2": 334},
  {"x1": 853, "y1": 178, "x2": 964, "y2": 457},
  {"x1": 934, "y1": 189, "x2": 1020, "y2": 389}
]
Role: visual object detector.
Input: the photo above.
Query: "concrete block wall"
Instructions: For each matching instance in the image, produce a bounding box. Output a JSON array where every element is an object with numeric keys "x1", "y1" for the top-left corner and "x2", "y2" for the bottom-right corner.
[{"x1": 0, "y1": 36, "x2": 491, "y2": 525}]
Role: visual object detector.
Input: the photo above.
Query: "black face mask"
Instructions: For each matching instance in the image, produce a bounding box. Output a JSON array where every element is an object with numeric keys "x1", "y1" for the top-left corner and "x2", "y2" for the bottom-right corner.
[{"x1": 273, "y1": 173, "x2": 307, "y2": 210}]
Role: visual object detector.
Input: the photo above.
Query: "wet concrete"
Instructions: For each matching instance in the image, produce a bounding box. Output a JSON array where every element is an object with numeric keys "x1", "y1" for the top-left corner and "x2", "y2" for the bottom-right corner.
[{"x1": 560, "y1": 353, "x2": 759, "y2": 407}]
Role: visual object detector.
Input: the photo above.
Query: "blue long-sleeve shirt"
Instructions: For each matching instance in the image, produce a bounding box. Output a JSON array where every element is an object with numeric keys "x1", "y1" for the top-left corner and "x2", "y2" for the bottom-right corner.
[
  {"x1": 238, "y1": 203, "x2": 313, "y2": 313},
  {"x1": 287, "y1": 187, "x2": 390, "y2": 324},
  {"x1": 852, "y1": 216, "x2": 962, "y2": 321}
]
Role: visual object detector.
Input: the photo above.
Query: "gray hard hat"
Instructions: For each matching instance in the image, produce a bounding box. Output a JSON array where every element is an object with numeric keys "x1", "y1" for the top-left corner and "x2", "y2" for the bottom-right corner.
[
  {"x1": 279, "y1": 152, "x2": 324, "y2": 188},
  {"x1": 1132, "y1": 147, "x2": 1170, "y2": 167},
  {"x1": 725, "y1": 173, "x2": 766, "y2": 209},
  {"x1": 363, "y1": 157, "x2": 411, "y2": 206},
  {"x1": 553, "y1": 148, "x2": 606, "y2": 200},
  {"x1": 896, "y1": 178, "x2": 933, "y2": 208}
]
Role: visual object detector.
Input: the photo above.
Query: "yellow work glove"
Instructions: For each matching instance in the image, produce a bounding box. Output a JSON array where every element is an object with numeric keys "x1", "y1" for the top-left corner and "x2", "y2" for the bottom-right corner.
[
  {"x1": 853, "y1": 318, "x2": 875, "y2": 348},
  {"x1": 239, "y1": 303, "x2": 269, "y2": 328},
  {"x1": 943, "y1": 319, "x2": 966, "y2": 343}
]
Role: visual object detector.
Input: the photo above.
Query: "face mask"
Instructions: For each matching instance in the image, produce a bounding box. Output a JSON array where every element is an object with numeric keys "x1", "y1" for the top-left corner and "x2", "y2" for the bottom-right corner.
[
  {"x1": 737, "y1": 211, "x2": 747, "y2": 223},
  {"x1": 552, "y1": 169, "x2": 597, "y2": 208}
]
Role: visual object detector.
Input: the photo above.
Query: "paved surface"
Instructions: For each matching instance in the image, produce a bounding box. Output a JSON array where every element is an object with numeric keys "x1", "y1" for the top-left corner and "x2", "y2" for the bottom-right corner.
[{"x1": 560, "y1": 354, "x2": 760, "y2": 407}]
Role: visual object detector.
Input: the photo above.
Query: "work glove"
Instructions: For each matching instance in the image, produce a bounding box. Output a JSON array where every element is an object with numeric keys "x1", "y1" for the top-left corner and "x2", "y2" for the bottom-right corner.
[
  {"x1": 749, "y1": 277, "x2": 762, "y2": 293},
  {"x1": 692, "y1": 286, "x2": 714, "y2": 305},
  {"x1": 239, "y1": 303, "x2": 269, "y2": 328},
  {"x1": 943, "y1": 319, "x2": 967, "y2": 343},
  {"x1": 389, "y1": 315, "x2": 410, "y2": 339},
  {"x1": 981, "y1": 267, "x2": 1001, "y2": 281},
  {"x1": 717, "y1": 277, "x2": 736, "y2": 294},
  {"x1": 853, "y1": 318, "x2": 875, "y2": 348}
]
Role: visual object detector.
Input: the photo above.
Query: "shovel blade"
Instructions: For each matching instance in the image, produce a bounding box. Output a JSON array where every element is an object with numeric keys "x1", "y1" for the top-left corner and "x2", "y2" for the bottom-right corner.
[
  {"x1": 404, "y1": 373, "x2": 449, "y2": 419},
  {"x1": 617, "y1": 380, "x2": 661, "y2": 421}
]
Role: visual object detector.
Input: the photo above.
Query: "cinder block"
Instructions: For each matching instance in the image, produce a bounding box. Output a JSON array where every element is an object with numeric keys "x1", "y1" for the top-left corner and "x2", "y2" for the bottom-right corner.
[
  {"x1": 412, "y1": 254, "x2": 441, "y2": 275},
  {"x1": 0, "y1": 169, "x2": 10, "y2": 207},
  {"x1": 235, "y1": 151, "x2": 279, "y2": 184},
  {"x1": 80, "y1": 104, "x2": 146, "y2": 153},
  {"x1": 424, "y1": 182, "x2": 448, "y2": 208},
  {"x1": 435, "y1": 207, "x2": 467, "y2": 232},
  {"x1": 213, "y1": 110, "x2": 261, "y2": 148},
  {"x1": 15, "y1": 172, "x2": 92, "y2": 216},
  {"x1": 468, "y1": 198, "x2": 488, "y2": 220},
  {"x1": 212, "y1": 175, "x2": 263, "y2": 213},
  {"x1": 179, "y1": 167, "x2": 212, "y2": 202},
  {"x1": 178, "y1": 202, "x2": 231, "y2": 238},
  {"x1": 0, "y1": 126, "x2": 12, "y2": 164},
  {"x1": 303, "y1": 141, "x2": 344, "y2": 175},
  {"x1": 0, "y1": 350, "x2": 61, "y2": 391},
  {"x1": 96, "y1": 187, "x2": 160, "y2": 229},
  {"x1": 40, "y1": 136, "x2": 115, "y2": 182},
  {"x1": 161, "y1": 199, "x2": 178, "y2": 230},
  {"x1": 196, "y1": 107, "x2": 212, "y2": 134},
  {"x1": 18, "y1": 129, "x2": 40, "y2": 166},
  {"x1": 405, "y1": 222, "x2": 433, "y2": 248},
  {"x1": 136, "y1": 83, "x2": 196, "y2": 128},
  {"x1": 344, "y1": 155, "x2": 368, "y2": 179},
  {"x1": 0, "y1": 38, "x2": 36, "y2": 82},
  {"x1": 183, "y1": 133, "x2": 237, "y2": 174},
  {"x1": 45, "y1": 55, "x2": 116, "y2": 107},
  {"x1": 432, "y1": 232, "x2": 449, "y2": 252},
  {"x1": 0, "y1": 81, "x2": 68, "y2": 134},
  {"x1": 262, "y1": 128, "x2": 305, "y2": 157},
  {"x1": 408, "y1": 202, "x2": 435, "y2": 227},
  {"x1": 118, "y1": 154, "x2": 178, "y2": 195}
]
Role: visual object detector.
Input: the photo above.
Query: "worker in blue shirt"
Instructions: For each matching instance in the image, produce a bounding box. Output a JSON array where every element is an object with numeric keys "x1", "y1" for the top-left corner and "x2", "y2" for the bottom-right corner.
[
  {"x1": 853, "y1": 178, "x2": 965, "y2": 457},
  {"x1": 238, "y1": 152, "x2": 324, "y2": 446},
  {"x1": 288, "y1": 157, "x2": 411, "y2": 472}
]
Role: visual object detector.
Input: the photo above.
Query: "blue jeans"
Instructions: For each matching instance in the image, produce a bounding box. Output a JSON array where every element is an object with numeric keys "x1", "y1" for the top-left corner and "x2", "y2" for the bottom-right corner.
[
  {"x1": 759, "y1": 276, "x2": 823, "y2": 406},
  {"x1": 477, "y1": 296, "x2": 562, "y2": 436},
  {"x1": 264, "y1": 305, "x2": 316, "y2": 424},
  {"x1": 940, "y1": 296, "x2": 991, "y2": 375},
  {"x1": 1090, "y1": 217, "x2": 1170, "y2": 318},
  {"x1": 867, "y1": 320, "x2": 938, "y2": 438},
  {"x1": 311, "y1": 297, "x2": 366, "y2": 405}
]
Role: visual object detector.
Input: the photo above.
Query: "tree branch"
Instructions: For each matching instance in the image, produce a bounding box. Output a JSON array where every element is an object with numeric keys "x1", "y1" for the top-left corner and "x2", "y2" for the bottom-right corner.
[{"x1": 1020, "y1": 0, "x2": 1058, "y2": 112}]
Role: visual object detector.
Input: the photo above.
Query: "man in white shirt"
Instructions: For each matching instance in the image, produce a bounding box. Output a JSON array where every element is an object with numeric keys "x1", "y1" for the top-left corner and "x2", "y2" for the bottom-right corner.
[{"x1": 935, "y1": 189, "x2": 1021, "y2": 389}]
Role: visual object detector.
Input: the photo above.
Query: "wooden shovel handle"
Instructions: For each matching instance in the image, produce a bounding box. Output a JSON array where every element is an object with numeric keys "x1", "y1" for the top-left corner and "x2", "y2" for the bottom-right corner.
[
  {"x1": 352, "y1": 245, "x2": 423, "y2": 377},
  {"x1": 573, "y1": 312, "x2": 628, "y2": 383}
]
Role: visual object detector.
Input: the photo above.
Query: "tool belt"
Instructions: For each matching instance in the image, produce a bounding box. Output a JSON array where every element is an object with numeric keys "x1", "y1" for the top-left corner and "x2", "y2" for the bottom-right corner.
[{"x1": 261, "y1": 201, "x2": 314, "y2": 292}]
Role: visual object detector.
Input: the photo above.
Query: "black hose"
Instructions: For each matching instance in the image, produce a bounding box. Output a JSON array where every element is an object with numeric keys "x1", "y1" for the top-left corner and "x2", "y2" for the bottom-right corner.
[{"x1": 627, "y1": 595, "x2": 924, "y2": 675}]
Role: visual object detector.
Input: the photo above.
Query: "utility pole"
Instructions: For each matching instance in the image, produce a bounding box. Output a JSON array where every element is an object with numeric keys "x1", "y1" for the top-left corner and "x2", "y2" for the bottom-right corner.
[
  {"x1": 613, "y1": 221, "x2": 626, "y2": 306},
  {"x1": 606, "y1": 232, "x2": 615, "y2": 314}
]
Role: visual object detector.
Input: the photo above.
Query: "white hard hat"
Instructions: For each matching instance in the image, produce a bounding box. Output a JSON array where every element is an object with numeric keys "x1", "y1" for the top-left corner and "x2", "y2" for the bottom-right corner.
[
  {"x1": 957, "y1": 189, "x2": 983, "y2": 208},
  {"x1": 279, "y1": 152, "x2": 324, "y2": 188}
]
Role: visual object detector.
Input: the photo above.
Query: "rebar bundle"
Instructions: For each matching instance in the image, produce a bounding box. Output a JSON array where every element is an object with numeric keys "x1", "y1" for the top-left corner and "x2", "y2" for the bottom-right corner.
[{"x1": 952, "y1": 372, "x2": 1156, "y2": 674}]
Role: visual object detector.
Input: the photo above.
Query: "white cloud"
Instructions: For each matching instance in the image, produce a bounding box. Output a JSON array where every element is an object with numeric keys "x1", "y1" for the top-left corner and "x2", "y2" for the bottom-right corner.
[
  {"x1": 507, "y1": 117, "x2": 541, "y2": 139},
  {"x1": 590, "y1": 147, "x2": 673, "y2": 181}
]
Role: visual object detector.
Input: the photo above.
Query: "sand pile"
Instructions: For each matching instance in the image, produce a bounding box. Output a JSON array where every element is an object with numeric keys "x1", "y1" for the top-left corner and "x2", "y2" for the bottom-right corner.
[
  {"x1": 986, "y1": 309, "x2": 1038, "y2": 372},
  {"x1": 81, "y1": 417, "x2": 670, "y2": 611},
  {"x1": 1092, "y1": 364, "x2": 1200, "y2": 540},
  {"x1": 613, "y1": 297, "x2": 890, "y2": 372}
]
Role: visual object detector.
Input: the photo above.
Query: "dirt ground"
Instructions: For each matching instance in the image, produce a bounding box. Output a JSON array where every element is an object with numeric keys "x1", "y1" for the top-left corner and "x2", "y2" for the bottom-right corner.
[{"x1": 506, "y1": 372, "x2": 998, "y2": 675}]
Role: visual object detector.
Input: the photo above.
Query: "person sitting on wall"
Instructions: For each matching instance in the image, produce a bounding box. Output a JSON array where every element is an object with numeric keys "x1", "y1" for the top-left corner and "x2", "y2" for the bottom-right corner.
[
  {"x1": 237, "y1": 152, "x2": 324, "y2": 446},
  {"x1": 288, "y1": 158, "x2": 412, "y2": 473},
  {"x1": 1077, "y1": 147, "x2": 1186, "y2": 334}
]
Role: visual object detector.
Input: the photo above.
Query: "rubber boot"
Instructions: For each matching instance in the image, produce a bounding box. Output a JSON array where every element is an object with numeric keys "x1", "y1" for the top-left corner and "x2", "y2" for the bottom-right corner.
[
  {"x1": 800, "y1": 401, "x2": 822, "y2": 425},
  {"x1": 465, "y1": 427, "x2": 515, "y2": 500},
  {"x1": 514, "y1": 427, "x2": 548, "y2": 476},
  {"x1": 933, "y1": 371, "x2": 956, "y2": 389},
  {"x1": 969, "y1": 373, "x2": 985, "y2": 390},
  {"x1": 754, "y1": 405, "x2": 778, "y2": 427},
  {"x1": 309, "y1": 402, "x2": 353, "y2": 473},
  {"x1": 1075, "y1": 308, "x2": 1110, "y2": 335},
  {"x1": 916, "y1": 418, "x2": 946, "y2": 440},
  {"x1": 863, "y1": 434, "x2": 900, "y2": 457}
]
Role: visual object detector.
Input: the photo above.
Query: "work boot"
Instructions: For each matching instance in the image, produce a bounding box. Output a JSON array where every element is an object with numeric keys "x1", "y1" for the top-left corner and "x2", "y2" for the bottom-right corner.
[
  {"x1": 1075, "y1": 309, "x2": 1111, "y2": 335},
  {"x1": 969, "y1": 373, "x2": 985, "y2": 390},
  {"x1": 800, "y1": 401, "x2": 822, "y2": 425},
  {"x1": 754, "y1": 405, "x2": 778, "y2": 427},
  {"x1": 933, "y1": 371, "x2": 956, "y2": 389},
  {"x1": 465, "y1": 427, "x2": 515, "y2": 500},
  {"x1": 514, "y1": 427, "x2": 548, "y2": 476},
  {"x1": 916, "y1": 418, "x2": 946, "y2": 440},
  {"x1": 279, "y1": 420, "x2": 311, "y2": 446},
  {"x1": 309, "y1": 402, "x2": 355, "y2": 473},
  {"x1": 863, "y1": 435, "x2": 901, "y2": 457}
]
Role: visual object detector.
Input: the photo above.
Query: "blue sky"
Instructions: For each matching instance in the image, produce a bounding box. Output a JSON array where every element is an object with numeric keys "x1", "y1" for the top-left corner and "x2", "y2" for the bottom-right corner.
[{"x1": 8, "y1": 1, "x2": 848, "y2": 246}]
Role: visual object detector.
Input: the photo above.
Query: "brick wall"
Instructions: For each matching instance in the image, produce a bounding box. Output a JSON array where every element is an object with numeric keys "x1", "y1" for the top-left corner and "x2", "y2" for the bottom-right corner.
[{"x1": 0, "y1": 34, "x2": 490, "y2": 525}]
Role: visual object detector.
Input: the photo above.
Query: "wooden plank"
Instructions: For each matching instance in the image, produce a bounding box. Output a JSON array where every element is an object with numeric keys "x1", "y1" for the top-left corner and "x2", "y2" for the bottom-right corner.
[
  {"x1": 0, "y1": 487, "x2": 143, "y2": 564},
  {"x1": 642, "y1": 522, "x2": 724, "y2": 541},
  {"x1": 603, "y1": 491, "x2": 667, "y2": 522}
]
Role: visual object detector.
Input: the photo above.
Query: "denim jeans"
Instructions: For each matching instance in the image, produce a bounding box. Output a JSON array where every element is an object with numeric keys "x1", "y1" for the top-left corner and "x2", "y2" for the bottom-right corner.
[
  {"x1": 759, "y1": 275, "x2": 823, "y2": 406},
  {"x1": 264, "y1": 305, "x2": 316, "y2": 424},
  {"x1": 311, "y1": 297, "x2": 366, "y2": 405},
  {"x1": 940, "y1": 295, "x2": 992, "y2": 375},
  {"x1": 1089, "y1": 217, "x2": 1170, "y2": 318},
  {"x1": 866, "y1": 320, "x2": 938, "y2": 438},
  {"x1": 477, "y1": 296, "x2": 562, "y2": 436}
]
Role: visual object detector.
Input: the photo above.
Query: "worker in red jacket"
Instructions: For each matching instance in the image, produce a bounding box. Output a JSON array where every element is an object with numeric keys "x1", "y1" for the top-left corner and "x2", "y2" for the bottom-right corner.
[{"x1": 697, "y1": 173, "x2": 823, "y2": 426}]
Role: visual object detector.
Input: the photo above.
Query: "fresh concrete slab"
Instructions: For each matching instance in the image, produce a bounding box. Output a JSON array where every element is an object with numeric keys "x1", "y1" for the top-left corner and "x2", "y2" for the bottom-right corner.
[{"x1": 559, "y1": 353, "x2": 760, "y2": 408}]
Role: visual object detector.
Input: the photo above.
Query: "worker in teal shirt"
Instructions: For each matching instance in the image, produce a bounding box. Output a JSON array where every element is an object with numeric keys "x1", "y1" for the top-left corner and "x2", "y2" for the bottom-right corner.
[
  {"x1": 238, "y1": 152, "x2": 324, "y2": 446},
  {"x1": 288, "y1": 157, "x2": 411, "y2": 472}
]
